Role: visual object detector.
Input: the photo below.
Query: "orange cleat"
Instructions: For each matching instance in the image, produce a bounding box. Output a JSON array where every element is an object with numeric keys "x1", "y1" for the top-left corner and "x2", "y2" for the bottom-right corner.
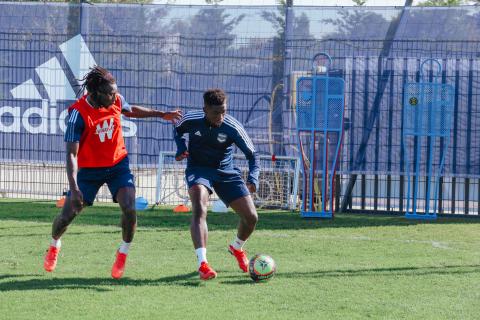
[
  {"x1": 44, "y1": 246, "x2": 60, "y2": 272},
  {"x1": 111, "y1": 251, "x2": 127, "y2": 279},
  {"x1": 198, "y1": 262, "x2": 217, "y2": 280},
  {"x1": 228, "y1": 245, "x2": 249, "y2": 273}
]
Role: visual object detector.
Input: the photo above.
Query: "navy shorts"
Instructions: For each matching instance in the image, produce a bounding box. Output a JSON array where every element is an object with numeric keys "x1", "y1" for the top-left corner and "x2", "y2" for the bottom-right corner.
[
  {"x1": 71, "y1": 156, "x2": 135, "y2": 206},
  {"x1": 185, "y1": 166, "x2": 250, "y2": 205}
]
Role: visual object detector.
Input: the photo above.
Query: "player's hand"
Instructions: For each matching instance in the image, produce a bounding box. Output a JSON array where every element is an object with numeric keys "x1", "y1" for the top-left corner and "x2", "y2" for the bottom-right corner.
[
  {"x1": 162, "y1": 110, "x2": 182, "y2": 122},
  {"x1": 70, "y1": 189, "x2": 84, "y2": 211},
  {"x1": 247, "y1": 183, "x2": 256, "y2": 194},
  {"x1": 175, "y1": 151, "x2": 189, "y2": 161}
]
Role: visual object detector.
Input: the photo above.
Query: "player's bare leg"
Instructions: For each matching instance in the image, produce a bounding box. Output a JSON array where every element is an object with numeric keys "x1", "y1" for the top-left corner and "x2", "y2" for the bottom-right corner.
[
  {"x1": 52, "y1": 195, "x2": 84, "y2": 239},
  {"x1": 111, "y1": 186, "x2": 136, "y2": 279},
  {"x1": 117, "y1": 187, "x2": 137, "y2": 243},
  {"x1": 189, "y1": 184, "x2": 216, "y2": 280},
  {"x1": 230, "y1": 195, "x2": 258, "y2": 240},
  {"x1": 189, "y1": 185, "x2": 210, "y2": 249},
  {"x1": 44, "y1": 196, "x2": 84, "y2": 272},
  {"x1": 228, "y1": 195, "x2": 258, "y2": 272}
]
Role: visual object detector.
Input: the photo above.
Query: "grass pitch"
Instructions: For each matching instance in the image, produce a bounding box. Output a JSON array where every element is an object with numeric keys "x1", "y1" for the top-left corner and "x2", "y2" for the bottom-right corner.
[{"x1": 0, "y1": 200, "x2": 479, "y2": 319}]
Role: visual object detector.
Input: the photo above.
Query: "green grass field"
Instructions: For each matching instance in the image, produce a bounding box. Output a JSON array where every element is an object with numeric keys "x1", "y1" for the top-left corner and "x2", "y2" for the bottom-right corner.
[{"x1": 1, "y1": 200, "x2": 479, "y2": 320}]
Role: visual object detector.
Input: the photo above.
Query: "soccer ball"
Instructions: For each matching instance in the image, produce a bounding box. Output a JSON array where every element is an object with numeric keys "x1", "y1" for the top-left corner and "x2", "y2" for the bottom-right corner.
[{"x1": 249, "y1": 254, "x2": 276, "y2": 282}]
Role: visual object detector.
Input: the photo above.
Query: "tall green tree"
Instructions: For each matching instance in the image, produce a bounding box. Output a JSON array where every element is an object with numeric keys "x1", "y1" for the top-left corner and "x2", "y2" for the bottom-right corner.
[
  {"x1": 352, "y1": 0, "x2": 367, "y2": 5},
  {"x1": 322, "y1": 9, "x2": 389, "y2": 38},
  {"x1": 417, "y1": 0, "x2": 465, "y2": 5},
  {"x1": 171, "y1": 7, "x2": 244, "y2": 45},
  {"x1": 14, "y1": 0, "x2": 154, "y2": 3}
]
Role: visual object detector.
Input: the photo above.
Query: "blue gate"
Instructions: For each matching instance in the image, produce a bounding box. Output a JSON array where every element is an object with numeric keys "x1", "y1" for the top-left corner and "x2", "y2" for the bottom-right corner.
[
  {"x1": 403, "y1": 59, "x2": 455, "y2": 219},
  {"x1": 296, "y1": 53, "x2": 345, "y2": 218}
]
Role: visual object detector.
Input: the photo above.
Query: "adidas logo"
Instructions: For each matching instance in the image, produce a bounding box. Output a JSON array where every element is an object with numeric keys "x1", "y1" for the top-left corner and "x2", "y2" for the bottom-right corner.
[
  {"x1": 195, "y1": 131, "x2": 202, "y2": 136},
  {"x1": 11, "y1": 34, "x2": 94, "y2": 102},
  {"x1": 0, "y1": 34, "x2": 137, "y2": 137}
]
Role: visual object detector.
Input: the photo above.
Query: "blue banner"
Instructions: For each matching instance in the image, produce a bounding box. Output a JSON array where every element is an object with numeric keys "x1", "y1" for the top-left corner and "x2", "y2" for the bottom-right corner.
[{"x1": 1, "y1": 3, "x2": 480, "y2": 176}]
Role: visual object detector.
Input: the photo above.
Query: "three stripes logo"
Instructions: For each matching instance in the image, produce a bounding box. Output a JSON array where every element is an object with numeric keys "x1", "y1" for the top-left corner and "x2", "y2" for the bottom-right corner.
[
  {"x1": 11, "y1": 34, "x2": 95, "y2": 103},
  {"x1": 0, "y1": 34, "x2": 136, "y2": 136}
]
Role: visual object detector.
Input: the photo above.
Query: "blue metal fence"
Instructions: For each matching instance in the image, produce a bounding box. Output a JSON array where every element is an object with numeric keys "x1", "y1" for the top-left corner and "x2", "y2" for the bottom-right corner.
[{"x1": 1, "y1": 3, "x2": 479, "y2": 214}]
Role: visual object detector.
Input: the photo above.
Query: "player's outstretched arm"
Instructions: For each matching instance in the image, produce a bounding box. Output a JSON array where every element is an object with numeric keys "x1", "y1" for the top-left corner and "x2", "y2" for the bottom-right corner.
[{"x1": 122, "y1": 105, "x2": 182, "y2": 121}]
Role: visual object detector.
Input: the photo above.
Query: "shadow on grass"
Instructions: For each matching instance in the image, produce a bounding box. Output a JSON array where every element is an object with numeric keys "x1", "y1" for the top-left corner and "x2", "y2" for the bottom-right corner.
[
  {"x1": 0, "y1": 225, "x2": 46, "y2": 230},
  {"x1": 3, "y1": 264, "x2": 477, "y2": 291},
  {"x1": 0, "y1": 230, "x2": 121, "y2": 239},
  {"x1": 0, "y1": 272, "x2": 204, "y2": 292},
  {"x1": 219, "y1": 278, "x2": 256, "y2": 285},
  {"x1": 218, "y1": 264, "x2": 480, "y2": 285},
  {"x1": 0, "y1": 201, "x2": 478, "y2": 232},
  {"x1": 276, "y1": 264, "x2": 480, "y2": 279}
]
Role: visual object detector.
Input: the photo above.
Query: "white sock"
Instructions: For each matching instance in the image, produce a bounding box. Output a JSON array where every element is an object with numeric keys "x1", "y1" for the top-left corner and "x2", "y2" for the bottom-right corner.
[
  {"x1": 119, "y1": 241, "x2": 131, "y2": 254},
  {"x1": 195, "y1": 248, "x2": 207, "y2": 268},
  {"x1": 51, "y1": 238, "x2": 61, "y2": 248},
  {"x1": 230, "y1": 236, "x2": 246, "y2": 251}
]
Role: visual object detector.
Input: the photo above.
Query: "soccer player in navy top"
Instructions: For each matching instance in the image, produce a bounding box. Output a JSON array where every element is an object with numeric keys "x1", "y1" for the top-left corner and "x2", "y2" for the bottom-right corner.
[{"x1": 174, "y1": 88, "x2": 260, "y2": 280}]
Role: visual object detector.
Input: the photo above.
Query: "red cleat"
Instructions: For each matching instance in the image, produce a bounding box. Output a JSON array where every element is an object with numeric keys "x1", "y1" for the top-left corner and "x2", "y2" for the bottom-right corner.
[
  {"x1": 44, "y1": 246, "x2": 60, "y2": 272},
  {"x1": 198, "y1": 262, "x2": 217, "y2": 280},
  {"x1": 111, "y1": 251, "x2": 127, "y2": 279},
  {"x1": 228, "y1": 245, "x2": 248, "y2": 273}
]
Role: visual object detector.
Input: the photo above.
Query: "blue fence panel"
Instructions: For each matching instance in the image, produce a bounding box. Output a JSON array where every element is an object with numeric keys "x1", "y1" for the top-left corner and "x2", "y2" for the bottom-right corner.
[{"x1": 1, "y1": 3, "x2": 480, "y2": 189}]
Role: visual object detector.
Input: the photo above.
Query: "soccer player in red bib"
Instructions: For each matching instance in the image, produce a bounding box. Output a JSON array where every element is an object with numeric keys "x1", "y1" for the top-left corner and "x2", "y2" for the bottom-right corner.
[{"x1": 43, "y1": 66, "x2": 181, "y2": 279}]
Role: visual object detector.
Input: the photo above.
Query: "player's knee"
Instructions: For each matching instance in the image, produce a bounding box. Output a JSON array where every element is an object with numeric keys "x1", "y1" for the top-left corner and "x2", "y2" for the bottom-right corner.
[
  {"x1": 122, "y1": 207, "x2": 136, "y2": 217},
  {"x1": 191, "y1": 200, "x2": 208, "y2": 218},
  {"x1": 119, "y1": 196, "x2": 136, "y2": 214},
  {"x1": 244, "y1": 210, "x2": 258, "y2": 226}
]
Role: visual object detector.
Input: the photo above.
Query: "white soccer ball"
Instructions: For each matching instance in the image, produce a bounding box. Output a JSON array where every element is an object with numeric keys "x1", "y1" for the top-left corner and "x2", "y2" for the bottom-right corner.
[{"x1": 249, "y1": 254, "x2": 276, "y2": 282}]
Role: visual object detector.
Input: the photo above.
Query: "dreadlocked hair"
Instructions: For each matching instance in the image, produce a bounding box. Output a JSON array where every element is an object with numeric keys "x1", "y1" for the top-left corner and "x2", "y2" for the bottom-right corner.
[{"x1": 77, "y1": 66, "x2": 116, "y2": 97}]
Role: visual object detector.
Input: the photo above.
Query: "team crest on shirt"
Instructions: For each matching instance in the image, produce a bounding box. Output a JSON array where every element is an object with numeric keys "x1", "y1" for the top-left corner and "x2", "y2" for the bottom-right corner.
[{"x1": 217, "y1": 133, "x2": 227, "y2": 143}]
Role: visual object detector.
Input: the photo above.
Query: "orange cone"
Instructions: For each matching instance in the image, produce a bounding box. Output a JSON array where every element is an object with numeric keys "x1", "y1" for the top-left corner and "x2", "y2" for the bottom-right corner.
[
  {"x1": 56, "y1": 197, "x2": 65, "y2": 208},
  {"x1": 173, "y1": 204, "x2": 190, "y2": 213}
]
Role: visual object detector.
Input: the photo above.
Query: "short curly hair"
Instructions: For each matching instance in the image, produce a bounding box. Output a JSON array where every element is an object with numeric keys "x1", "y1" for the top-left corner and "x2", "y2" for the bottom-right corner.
[{"x1": 203, "y1": 88, "x2": 227, "y2": 106}]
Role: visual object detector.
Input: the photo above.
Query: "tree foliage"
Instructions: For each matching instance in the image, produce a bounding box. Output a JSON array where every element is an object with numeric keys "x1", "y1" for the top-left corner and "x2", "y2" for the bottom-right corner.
[
  {"x1": 322, "y1": 9, "x2": 389, "y2": 39},
  {"x1": 417, "y1": 0, "x2": 465, "y2": 6},
  {"x1": 352, "y1": 0, "x2": 367, "y2": 5},
  {"x1": 10, "y1": 0, "x2": 154, "y2": 3}
]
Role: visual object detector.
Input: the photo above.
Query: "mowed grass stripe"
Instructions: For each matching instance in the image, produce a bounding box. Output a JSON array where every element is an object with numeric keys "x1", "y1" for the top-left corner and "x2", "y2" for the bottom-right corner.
[{"x1": 0, "y1": 200, "x2": 479, "y2": 320}]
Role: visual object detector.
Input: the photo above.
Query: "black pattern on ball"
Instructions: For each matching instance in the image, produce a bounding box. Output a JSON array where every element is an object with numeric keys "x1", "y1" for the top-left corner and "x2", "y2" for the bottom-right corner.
[{"x1": 249, "y1": 254, "x2": 276, "y2": 282}]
